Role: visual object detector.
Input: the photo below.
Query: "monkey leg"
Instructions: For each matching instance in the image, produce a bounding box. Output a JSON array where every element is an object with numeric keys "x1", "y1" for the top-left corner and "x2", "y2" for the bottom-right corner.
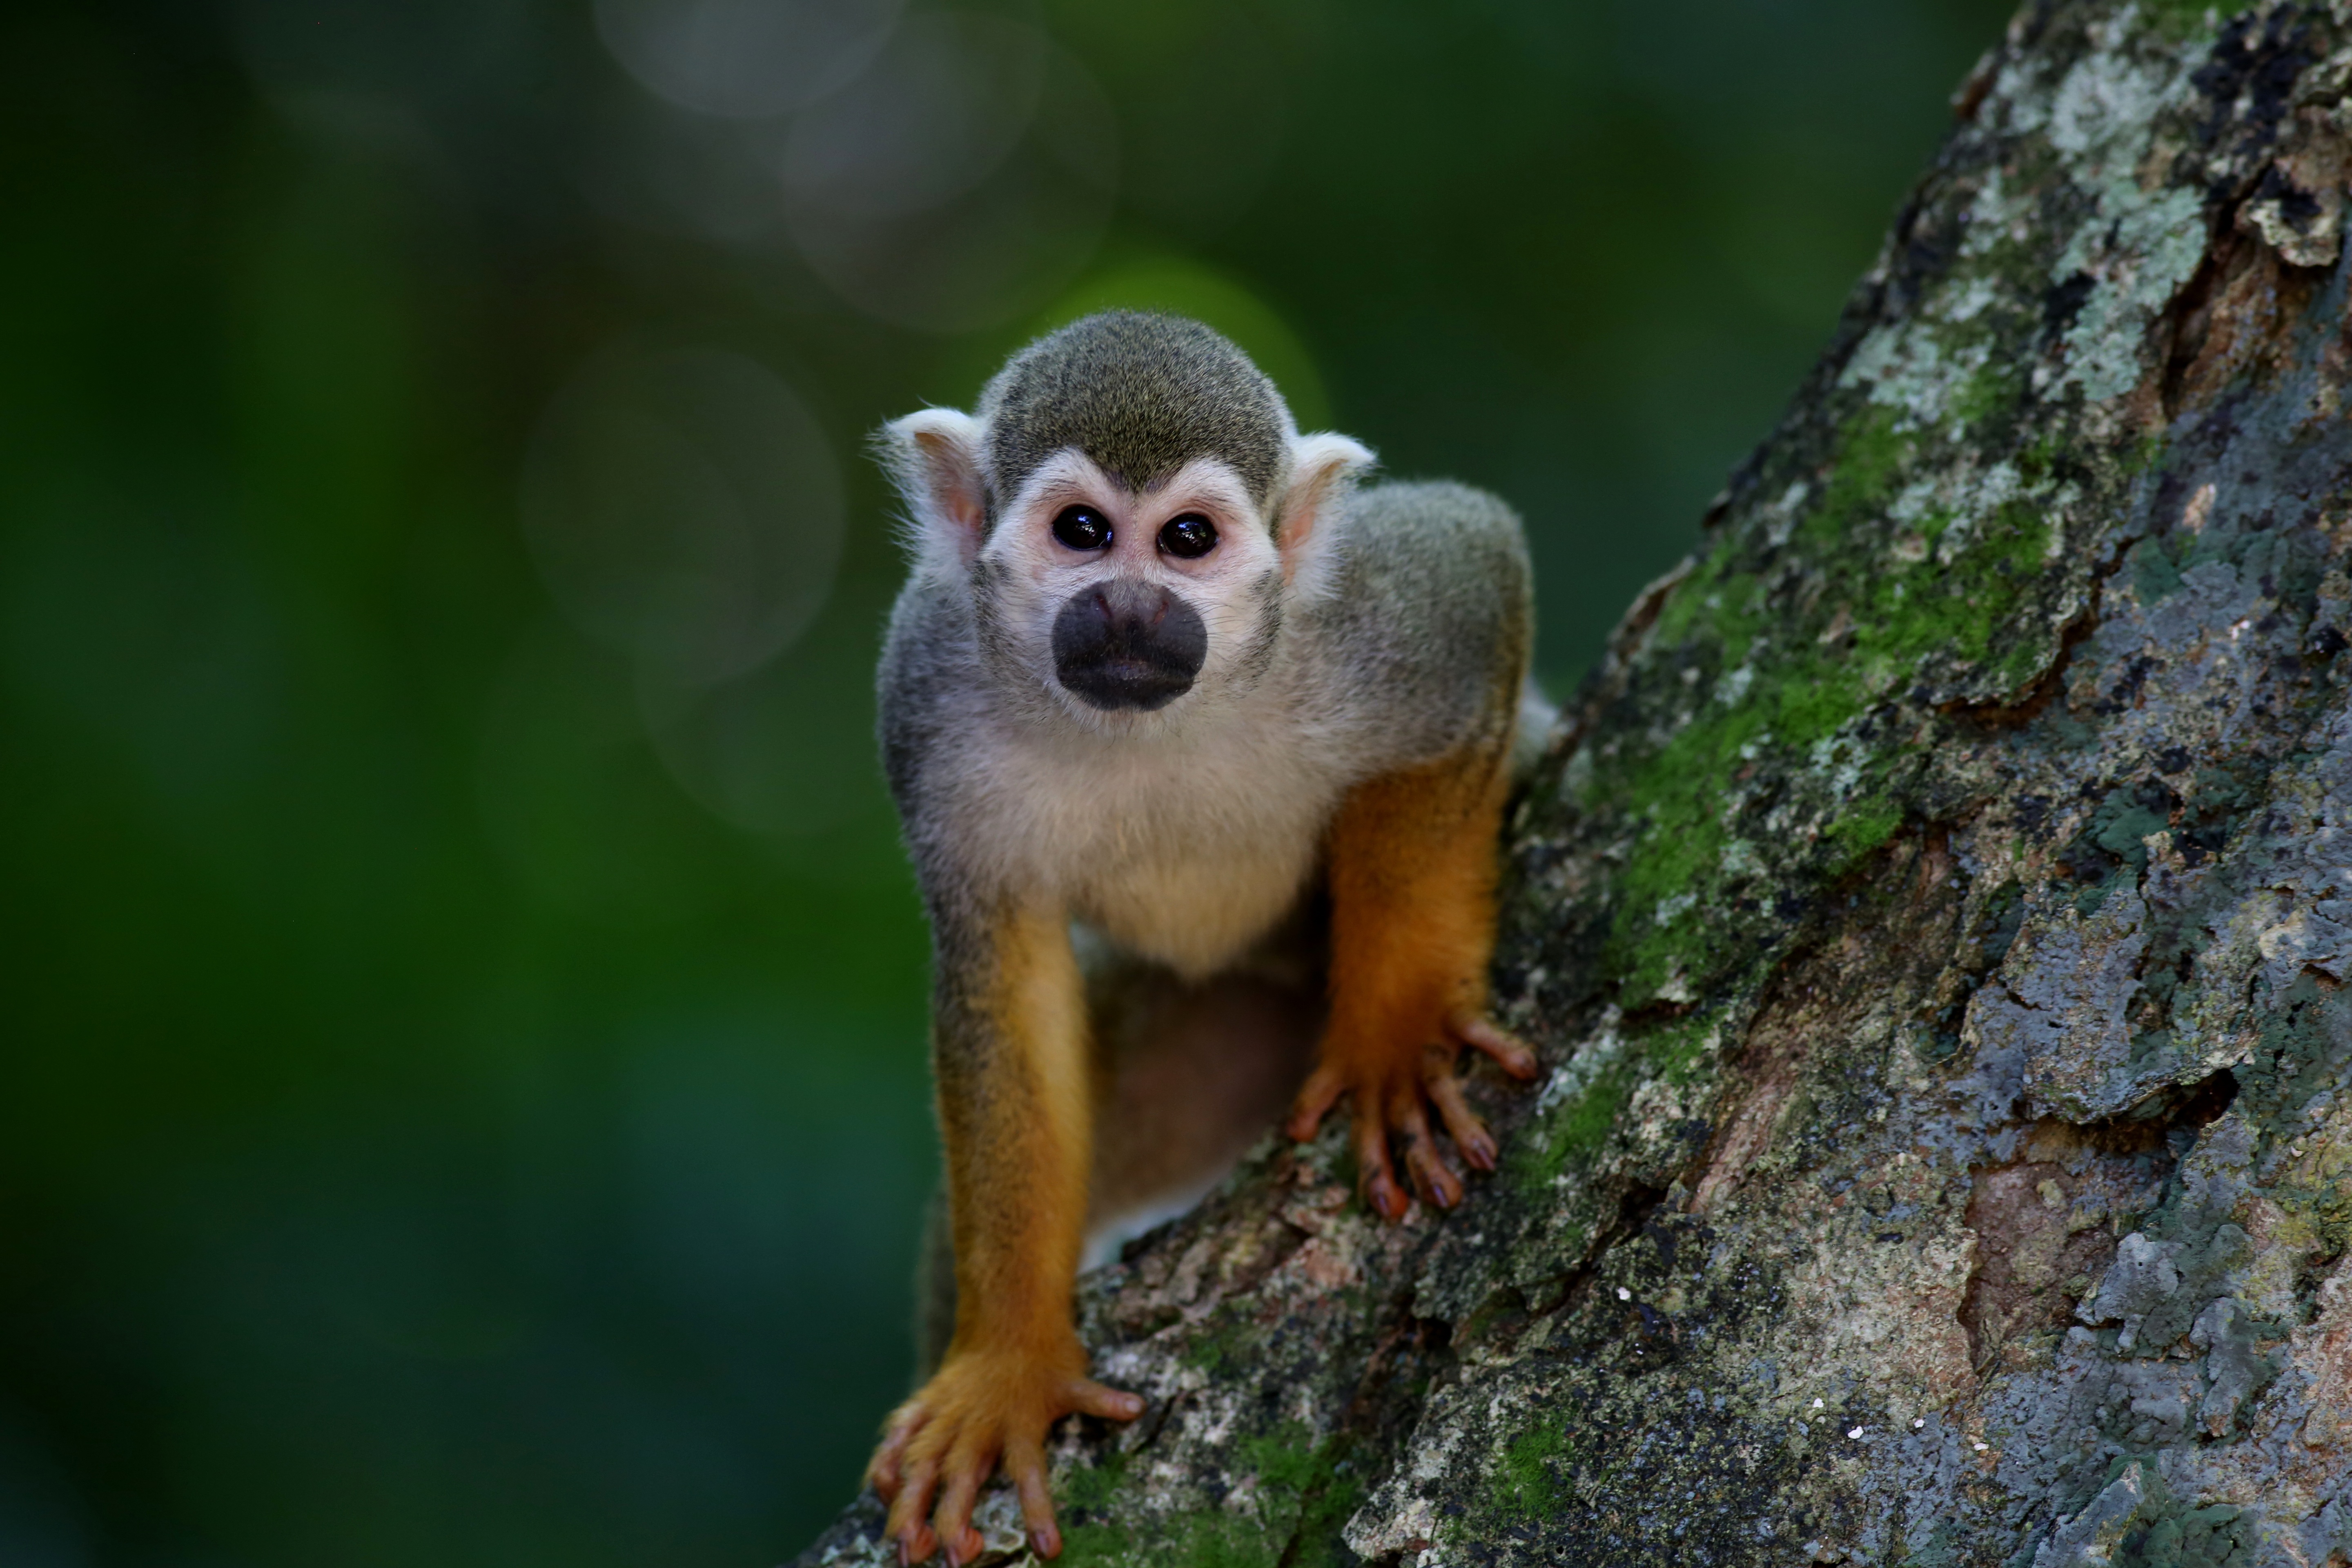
[
  {"x1": 867, "y1": 902, "x2": 1142, "y2": 1565},
  {"x1": 1083, "y1": 942, "x2": 1322, "y2": 1261},
  {"x1": 1285, "y1": 742, "x2": 1540, "y2": 1219}
]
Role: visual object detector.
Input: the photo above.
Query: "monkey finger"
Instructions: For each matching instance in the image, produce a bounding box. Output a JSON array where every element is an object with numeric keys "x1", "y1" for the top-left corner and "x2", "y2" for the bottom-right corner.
[
  {"x1": 930, "y1": 1446, "x2": 992, "y2": 1568},
  {"x1": 1007, "y1": 1437, "x2": 1062, "y2": 1559},
  {"x1": 869, "y1": 1406, "x2": 930, "y2": 1499},
  {"x1": 1352, "y1": 1097, "x2": 1408, "y2": 1220},
  {"x1": 937, "y1": 1520, "x2": 984, "y2": 1568},
  {"x1": 1062, "y1": 1377, "x2": 1146, "y2": 1422},
  {"x1": 939, "y1": 1521, "x2": 984, "y2": 1568},
  {"x1": 1426, "y1": 1074, "x2": 1497, "y2": 1172},
  {"x1": 1390, "y1": 1093, "x2": 1463, "y2": 1209},
  {"x1": 1284, "y1": 1064, "x2": 1346, "y2": 1141},
  {"x1": 1403, "y1": 1138, "x2": 1463, "y2": 1209},
  {"x1": 885, "y1": 1454, "x2": 943, "y2": 1563},
  {"x1": 1449, "y1": 1013, "x2": 1539, "y2": 1079}
]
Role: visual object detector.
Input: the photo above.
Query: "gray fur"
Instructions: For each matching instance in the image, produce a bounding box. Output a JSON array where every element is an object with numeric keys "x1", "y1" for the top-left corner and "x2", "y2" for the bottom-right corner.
[
  {"x1": 1290, "y1": 480, "x2": 1535, "y2": 764},
  {"x1": 978, "y1": 312, "x2": 1290, "y2": 522}
]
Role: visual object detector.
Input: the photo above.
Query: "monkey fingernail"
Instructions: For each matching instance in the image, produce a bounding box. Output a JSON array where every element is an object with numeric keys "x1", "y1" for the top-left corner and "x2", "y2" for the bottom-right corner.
[{"x1": 1032, "y1": 1527, "x2": 1061, "y2": 1558}]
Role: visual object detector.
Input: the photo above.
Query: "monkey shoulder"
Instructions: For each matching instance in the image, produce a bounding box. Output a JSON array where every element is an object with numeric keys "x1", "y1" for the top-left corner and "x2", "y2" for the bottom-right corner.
[
  {"x1": 1308, "y1": 479, "x2": 1532, "y2": 761},
  {"x1": 1334, "y1": 479, "x2": 1528, "y2": 628}
]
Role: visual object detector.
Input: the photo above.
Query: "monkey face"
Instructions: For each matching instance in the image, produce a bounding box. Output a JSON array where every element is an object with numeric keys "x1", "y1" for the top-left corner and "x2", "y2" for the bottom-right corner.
[
  {"x1": 977, "y1": 450, "x2": 1282, "y2": 722},
  {"x1": 878, "y1": 323, "x2": 1373, "y2": 732}
]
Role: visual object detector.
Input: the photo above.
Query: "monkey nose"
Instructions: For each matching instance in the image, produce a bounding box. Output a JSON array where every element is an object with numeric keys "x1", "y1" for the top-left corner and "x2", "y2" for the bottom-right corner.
[{"x1": 1051, "y1": 579, "x2": 1207, "y2": 712}]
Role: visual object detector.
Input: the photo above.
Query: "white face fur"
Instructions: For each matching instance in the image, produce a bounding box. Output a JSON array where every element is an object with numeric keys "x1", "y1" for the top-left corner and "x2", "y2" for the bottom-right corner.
[
  {"x1": 982, "y1": 450, "x2": 1277, "y2": 728},
  {"x1": 887, "y1": 406, "x2": 1373, "y2": 738}
]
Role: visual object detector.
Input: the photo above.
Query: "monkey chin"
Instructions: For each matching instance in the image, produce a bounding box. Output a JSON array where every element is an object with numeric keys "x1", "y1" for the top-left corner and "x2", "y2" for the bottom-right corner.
[{"x1": 1042, "y1": 671, "x2": 1208, "y2": 736}]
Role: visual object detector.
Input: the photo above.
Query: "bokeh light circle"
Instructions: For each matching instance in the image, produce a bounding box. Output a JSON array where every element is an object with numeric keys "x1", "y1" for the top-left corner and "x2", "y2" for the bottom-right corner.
[
  {"x1": 775, "y1": 11, "x2": 1045, "y2": 221},
  {"x1": 592, "y1": 0, "x2": 904, "y2": 120},
  {"x1": 519, "y1": 342, "x2": 844, "y2": 686},
  {"x1": 768, "y1": 16, "x2": 1117, "y2": 333}
]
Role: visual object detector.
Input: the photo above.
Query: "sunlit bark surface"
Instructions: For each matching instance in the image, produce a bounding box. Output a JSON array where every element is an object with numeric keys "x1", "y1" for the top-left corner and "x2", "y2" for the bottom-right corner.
[{"x1": 800, "y1": 4, "x2": 2352, "y2": 1561}]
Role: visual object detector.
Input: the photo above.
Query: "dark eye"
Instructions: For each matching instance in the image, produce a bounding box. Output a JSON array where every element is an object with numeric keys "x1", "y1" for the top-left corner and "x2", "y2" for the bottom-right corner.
[
  {"x1": 1158, "y1": 513, "x2": 1218, "y2": 559},
  {"x1": 1051, "y1": 505, "x2": 1112, "y2": 551}
]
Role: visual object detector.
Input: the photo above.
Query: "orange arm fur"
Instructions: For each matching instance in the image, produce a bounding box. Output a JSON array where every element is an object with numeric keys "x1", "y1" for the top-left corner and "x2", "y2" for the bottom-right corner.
[
  {"x1": 868, "y1": 902, "x2": 1141, "y2": 1564},
  {"x1": 1290, "y1": 731, "x2": 1539, "y2": 1216}
]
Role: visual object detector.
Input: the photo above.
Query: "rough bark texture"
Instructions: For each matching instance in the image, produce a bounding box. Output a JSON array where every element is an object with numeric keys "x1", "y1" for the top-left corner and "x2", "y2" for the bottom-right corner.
[{"x1": 799, "y1": 3, "x2": 2352, "y2": 1562}]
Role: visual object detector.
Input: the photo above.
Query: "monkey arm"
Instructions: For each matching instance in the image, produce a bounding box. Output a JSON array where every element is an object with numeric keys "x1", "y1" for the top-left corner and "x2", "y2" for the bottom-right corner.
[
  {"x1": 1286, "y1": 736, "x2": 1541, "y2": 1218},
  {"x1": 866, "y1": 897, "x2": 1142, "y2": 1564}
]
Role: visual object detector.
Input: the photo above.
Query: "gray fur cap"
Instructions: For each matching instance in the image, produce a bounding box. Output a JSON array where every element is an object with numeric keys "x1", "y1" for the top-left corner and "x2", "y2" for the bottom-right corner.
[{"x1": 978, "y1": 312, "x2": 1290, "y2": 516}]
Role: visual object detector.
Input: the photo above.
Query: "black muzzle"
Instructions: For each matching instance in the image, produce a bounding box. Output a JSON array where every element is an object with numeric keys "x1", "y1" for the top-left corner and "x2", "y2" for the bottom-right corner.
[{"x1": 1051, "y1": 579, "x2": 1207, "y2": 712}]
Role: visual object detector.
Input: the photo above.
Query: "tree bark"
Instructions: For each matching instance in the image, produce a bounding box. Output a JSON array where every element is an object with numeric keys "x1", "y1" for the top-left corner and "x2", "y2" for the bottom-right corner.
[{"x1": 800, "y1": 3, "x2": 2352, "y2": 1562}]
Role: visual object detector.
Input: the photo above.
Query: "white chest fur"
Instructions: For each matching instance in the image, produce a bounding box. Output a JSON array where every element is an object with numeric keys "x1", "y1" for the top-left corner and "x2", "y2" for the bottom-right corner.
[{"x1": 965, "y1": 701, "x2": 1352, "y2": 980}]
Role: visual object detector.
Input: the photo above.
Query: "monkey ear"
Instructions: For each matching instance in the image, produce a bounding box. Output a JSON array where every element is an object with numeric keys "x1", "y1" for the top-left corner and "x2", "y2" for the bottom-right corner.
[
  {"x1": 1276, "y1": 432, "x2": 1375, "y2": 586},
  {"x1": 879, "y1": 408, "x2": 989, "y2": 567}
]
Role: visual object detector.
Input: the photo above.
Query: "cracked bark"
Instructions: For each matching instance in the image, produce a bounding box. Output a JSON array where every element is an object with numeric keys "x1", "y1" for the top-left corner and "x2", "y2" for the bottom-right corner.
[{"x1": 799, "y1": 3, "x2": 2352, "y2": 1563}]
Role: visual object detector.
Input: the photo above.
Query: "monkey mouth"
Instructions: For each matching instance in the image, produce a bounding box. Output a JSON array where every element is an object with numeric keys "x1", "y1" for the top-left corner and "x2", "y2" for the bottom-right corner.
[
  {"x1": 1051, "y1": 581, "x2": 1208, "y2": 712},
  {"x1": 1058, "y1": 650, "x2": 1200, "y2": 711}
]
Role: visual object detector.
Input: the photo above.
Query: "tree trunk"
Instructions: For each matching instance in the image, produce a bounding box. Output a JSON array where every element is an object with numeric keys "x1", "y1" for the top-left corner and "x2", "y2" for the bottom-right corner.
[{"x1": 800, "y1": 3, "x2": 2352, "y2": 1562}]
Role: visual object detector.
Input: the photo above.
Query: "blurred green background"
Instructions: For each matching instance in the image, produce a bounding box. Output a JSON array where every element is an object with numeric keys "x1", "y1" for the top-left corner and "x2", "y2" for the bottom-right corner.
[{"x1": 0, "y1": 0, "x2": 2009, "y2": 1562}]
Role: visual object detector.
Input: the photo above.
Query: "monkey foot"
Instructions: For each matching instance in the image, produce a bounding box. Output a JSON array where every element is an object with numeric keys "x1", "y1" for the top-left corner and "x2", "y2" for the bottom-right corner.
[
  {"x1": 1284, "y1": 1012, "x2": 1539, "y2": 1219},
  {"x1": 866, "y1": 1347, "x2": 1144, "y2": 1564}
]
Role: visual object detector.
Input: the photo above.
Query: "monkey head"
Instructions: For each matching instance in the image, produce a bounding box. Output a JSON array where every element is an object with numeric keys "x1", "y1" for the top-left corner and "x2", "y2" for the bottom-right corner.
[{"x1": 879, "y1": 312, "x2": 1372, "y2": 725}]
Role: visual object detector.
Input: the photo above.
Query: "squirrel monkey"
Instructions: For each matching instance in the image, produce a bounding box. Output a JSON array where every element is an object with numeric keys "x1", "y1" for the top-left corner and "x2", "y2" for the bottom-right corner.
[{"x1": 866, "y1": 312, "x2": 1541, "y2": 1563}]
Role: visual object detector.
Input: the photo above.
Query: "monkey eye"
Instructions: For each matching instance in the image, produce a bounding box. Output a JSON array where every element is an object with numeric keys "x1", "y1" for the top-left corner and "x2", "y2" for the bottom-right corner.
[
  {"x1": 1050, "y1": 505, "x2": 1112, "y2": 551},
  {"x1": 1158, "y1": 513, "x2": 1218, "y2": 559}
]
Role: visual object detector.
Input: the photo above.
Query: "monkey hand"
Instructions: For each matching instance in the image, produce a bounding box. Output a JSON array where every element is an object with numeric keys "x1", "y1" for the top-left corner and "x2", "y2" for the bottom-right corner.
[
  {"x1": 866, "y1": 1340, "x2": 1144, "y2": 1564},
  {"x1": 1285, "y1": 1012, "x2": 1539, "y2": 1220}
]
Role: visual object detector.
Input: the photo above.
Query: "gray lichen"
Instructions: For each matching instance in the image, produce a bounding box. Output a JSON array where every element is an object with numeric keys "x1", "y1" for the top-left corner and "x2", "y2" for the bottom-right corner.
[{"x1": 796, "y1": 3, "x2": 2352, "y2": 1564}]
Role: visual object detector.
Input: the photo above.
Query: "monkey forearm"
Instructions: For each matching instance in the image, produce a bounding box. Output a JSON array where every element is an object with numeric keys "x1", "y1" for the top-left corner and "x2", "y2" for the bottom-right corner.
[
  {"x1": 931, "y1": 900, "x2": 1091, "y2": 1355},
  {"x1": 1287, "y1": 731, "x2": 1537, "y2": 1216},
  {"x1": 869, "y1": 898, "x2": 1120, "y2": 1561}
]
